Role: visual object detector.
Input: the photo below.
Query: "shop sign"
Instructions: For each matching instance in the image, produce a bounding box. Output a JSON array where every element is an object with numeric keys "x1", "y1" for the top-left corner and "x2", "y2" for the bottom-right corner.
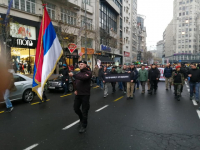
[
  {"x1": 81, "y1": 47, "x2": 94, "y2": 54},
  {"x1": 68, "y1": 43, "x2": 77, "y2": 54},
  {"x1": 112, "y1": 48, "x2": 120, "y2": 55},
  {"x1": 17, "y1": 39, "x2": 33, "y2": 47},
  {"x1": 10, "y1": 23, "x2": 36, "y2": 40},
  {"x1": 101, "y1": 44, "x2": 111, "y2": 52},
  {"x1": 124, "y1": 51, "x2": 130, "y2": 57}
]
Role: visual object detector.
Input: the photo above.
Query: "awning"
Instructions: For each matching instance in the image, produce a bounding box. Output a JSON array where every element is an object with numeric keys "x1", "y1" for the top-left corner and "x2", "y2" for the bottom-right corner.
[{"x1": 97, "y1": 56, "x2": 114, "y2": 63}]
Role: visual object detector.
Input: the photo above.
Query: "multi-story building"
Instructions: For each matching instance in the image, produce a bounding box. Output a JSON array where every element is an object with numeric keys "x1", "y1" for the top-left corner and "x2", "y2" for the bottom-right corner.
[
  {"x1": 137, "y1": 15, "x2": 147, "y2": 62},
  {"x1": 156, "y1": 40, "x2": 164, "y2": 58},
  {"x1": 131, "y1": 0, "x2": 138, "y2": 62},
  {"x1": 0, "y1": 0, "x2": 96, "y2": 73}
]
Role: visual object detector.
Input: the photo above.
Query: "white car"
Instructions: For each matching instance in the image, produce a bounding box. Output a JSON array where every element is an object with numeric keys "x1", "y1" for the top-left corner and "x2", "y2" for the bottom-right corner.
[{"x1": 9, "y1": 73, "x2": 34, "y2": 103}]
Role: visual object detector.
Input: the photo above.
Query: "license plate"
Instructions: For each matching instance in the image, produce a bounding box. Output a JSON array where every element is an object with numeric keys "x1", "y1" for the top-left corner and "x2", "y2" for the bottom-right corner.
[{"x1": 49, "y1": 87, "x2": 55, "y2": 89}]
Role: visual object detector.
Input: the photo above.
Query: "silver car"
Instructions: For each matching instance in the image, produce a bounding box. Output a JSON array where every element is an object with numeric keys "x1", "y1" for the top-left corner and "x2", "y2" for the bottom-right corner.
[{"x1": 9, "y1": 73, "x2": 34, "y2": 103}]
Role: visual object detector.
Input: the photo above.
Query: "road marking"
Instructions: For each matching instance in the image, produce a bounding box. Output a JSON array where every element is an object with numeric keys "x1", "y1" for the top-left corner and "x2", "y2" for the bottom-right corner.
[
  {"x1": 93, "y1": 86, "x2": 99, "y2": 89},
  {"x1": 24, "y1": 144, "x2": 39, "y2": 150},
  {"x1": 62, "y1": 120, "x2": 80, "y2": 130},
  {"x1": 0, "y1": 111, "x2": 4, "y2": 114},
  {"x1": 114, "y1": 96, "x2": 124, "y2": 102},
  {"x1": 60, "y1": 94, "x2": 72, "y2": 98},
  {"x1": 46, "y1": 99, "x2": 50, "y2": 102},
  {"x1": 192, "y1": 100, "x2": 198, "y2": 106},
  {"x1": 186, "y1": 85, "x2": 189, "y2": 88},
  {"x1": 196, "y1": 110, "x2": 200, "y2": 119},
  {"x1": 188, "y1": 89, "x2": 190, "y2": 92},
  {"x1": 95, "y1": 105, "x2": 109, "y2": 112},
  {"x1": 31, "y1": 102, "x2": 40, "y2": 105}
]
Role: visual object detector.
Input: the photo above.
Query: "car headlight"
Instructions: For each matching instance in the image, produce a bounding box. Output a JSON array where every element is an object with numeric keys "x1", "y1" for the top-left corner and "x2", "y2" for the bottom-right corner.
[{"x1": 58, "y1": 82, "x2": 62, "y2": 86}]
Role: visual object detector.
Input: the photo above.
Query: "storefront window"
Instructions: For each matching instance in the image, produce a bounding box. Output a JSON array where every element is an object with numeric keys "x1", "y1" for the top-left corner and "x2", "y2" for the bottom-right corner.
[{"x1": 11, "y1": 47, "x2": 35, "y2": 74}]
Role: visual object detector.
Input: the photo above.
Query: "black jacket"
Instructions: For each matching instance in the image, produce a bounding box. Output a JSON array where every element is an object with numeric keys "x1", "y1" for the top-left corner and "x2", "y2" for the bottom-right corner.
[
  {"x1": 61, "y1": 68, "x2": 69, "y2": 82},
  {"x1": 180, "y1": 67, "x2": 187, "y2": 79},
  {"x1": 101, "y1": 69, "x2": 110, "y2": 81},
  {"x1": 98, "y1": 68, "x2": 103, "y2": 79},
  {"x1": 129, "y1": 68, "x2": 138, "y2": 82},
  {"x1": 73, "y1": 68, "x2": 92, "y2": 95},
  {"x1": 148, "y1": 68, "x2": 160, "y2": 80},
  {"x1": 188, "y1": 69, "x2": 200, "y2": 83}
]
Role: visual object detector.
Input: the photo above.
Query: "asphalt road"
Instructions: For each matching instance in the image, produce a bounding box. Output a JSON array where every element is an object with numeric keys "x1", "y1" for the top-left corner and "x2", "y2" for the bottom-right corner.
[{"x1": 1, "y1": 82, "x2": 200, "y2": 150}]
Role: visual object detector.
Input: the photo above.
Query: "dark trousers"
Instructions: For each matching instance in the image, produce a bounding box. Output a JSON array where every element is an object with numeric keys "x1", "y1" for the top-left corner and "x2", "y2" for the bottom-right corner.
[
  {"x1": 111, "y1": 82, "x2": 116, "y2": 92},
  {"x1": 74, "y1": 95, "x2": 90, "y2": 128},
  {"x1": 42, "y1": 91, "x2": 47, "y2": 101},
  {"x1": 62, "y1": 81, "x2": 69, "y2": 94},
  {"x1": 122, "y1": 82, "x2": 127, "y2": 91},
  {"x1": 174, "y1": 84, "x2": 182, "y2": 96},
  {"x1": 150, "y1": 80, "x2": 158, "y2": 92}
]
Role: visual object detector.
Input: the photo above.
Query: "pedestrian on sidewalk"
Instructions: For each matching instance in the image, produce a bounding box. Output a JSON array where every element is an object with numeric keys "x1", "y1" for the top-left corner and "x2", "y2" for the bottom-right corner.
[
  {"x1": 116, "y1": 64, "x2": 123, "y2": 91},
  {"x1": 138, "y1": 65, "x2": 148, "y2": 94},
  {"x1": 188, "y1": 64, "x2": 200, "y2": 103},
  {"x1": 110, "y1": 67, "x2": 118, "y2": 93},
  {"x1": 148, "y1": 64, "x2": 160, "y2": 95},
  {"x1": 92, "y1": 65, "x2": 100, "y2": 87},
  {"x1": 61, "y1": 64, "x2": 69, "y2": 95},
  {"x1": 127, "y1": 64, "x2": 137, "y2": 99},
  {"x1": 164, "y1": 63, "x2": 173, "y2": 90},
  {"x1": 172, "y1": 66, "x2": 184, "y2": 101},
  {"x1": 101, "y1": 66, "x2": 109, "y2": 98},
  {"x1": 98, "y1": 65, "x2": 103, "y2": 89},
  {"x1": 3, "y1": 72, "x2": 16, "y2": 112},
  {"x1": 69, "y1": 60, "x2": 92, "y2": 133},
  {"x1": 122, "y1": 65, "x2": 129, "y2": 94}
]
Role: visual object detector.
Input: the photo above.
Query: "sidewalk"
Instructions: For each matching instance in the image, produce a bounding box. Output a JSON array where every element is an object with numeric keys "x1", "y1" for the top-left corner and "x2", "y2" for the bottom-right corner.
[{"x1": 25, "y1": 74, "x2": 59, "y2": 80}]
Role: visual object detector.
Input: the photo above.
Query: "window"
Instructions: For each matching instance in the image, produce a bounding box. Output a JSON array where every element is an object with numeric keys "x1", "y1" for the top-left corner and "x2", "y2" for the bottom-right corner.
[
  {"x1": 182, "y1": 45, "x2": 184, "y2": 48},
  {"x1": 82, "y1": 0, "x2": 90, "y2": 5},
  {"x1": 183, "y1": 12, "x2": 185, "y2": 16},
  {"x1": 61, "y1": 9, "x2": 77, "y2": 26},
  {"x1": 13, "y1": 75, "x2": 26, "y2": 82},
  {"x1": 9, "y1": 0, "x2": 35, "y2": 14},
  {"x1": 185, "y1": 39, "x2": 188, "y2": 43},
  {"x1": 179, "y1": 13, "x2": 181, "y2": 16},
  {"x1": 189, "y1": 45, "x2": 191, "y2": 48},
  {"x1": 46, "y1": 2, "x2": 55, "y2": 20},
  {"x1": 179, "y1": 7, "x2": 182, "y2": 10},
  {"x1": 178, "y1": 40, "x2": 181, "y2": 43},
  {"x1": 189, "y1": 28, "x2": 192, "y2": 31},
  {"x1": 186, "y1": 11, "x2": 189, "y2": 15},
  {"x1": 81, "y1": 37, "x2": 93, "y2": 48},
  {"x1": 81, "y1": 16, "x2": 93, "y2": 30},
  {"x1": 182, "y1": 40, "x2": 184, "y2": 43}
]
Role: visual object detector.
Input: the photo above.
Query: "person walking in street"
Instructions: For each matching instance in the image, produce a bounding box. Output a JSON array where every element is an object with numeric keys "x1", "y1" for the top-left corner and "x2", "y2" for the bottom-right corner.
[
  {"x1": 93, "y1": 65, "x2": 100, "y2": 87},
  {"x1": 122, "y1": 65, "x2": 129, "y2": 93},
  {"x1": 188, "y1": 64, "x2": 200, "y2": 103},
  {"x1": 116, "y1": 64, "x2": 123, "y2": 91},
  {"x1": 171, "y1": 66, "x2": 184, "y2": 101},
  {"x1": 164, "y1": 63, "x2": 173, "y2": 90},
  {"x1": 138, "y1": 65, "x2": 148, "y2": 94},
  {"x1": 110, "y1": 67, "x2": 118, "y2": 93},
  {"x1": 61, "y1": 64, "x2": 69, "y2": 95},
  {"x1": 98, "y1": 65, "x2": 103, "y2": 90},
  {"x1": 101, "y1": 66, "x2": 110, "y2": 98},
  {"x1": 3, "y1": 72, "x2": 16, "y2": 112},
  {"x1": 148, "y1": 64, "x2": 160, "y2": 95},
  {"x1": 177, "y1": 63, "x2": 188, "y2": 93},
  {"x1": 147, "y1": 66, "x2": 151, "y2": 91},
  {"x1": 127, "y1": 64, "x2": 137, "y2": 99},
  {"x1": 69, "y1": 60, "x2": 92, "y2": 133}
]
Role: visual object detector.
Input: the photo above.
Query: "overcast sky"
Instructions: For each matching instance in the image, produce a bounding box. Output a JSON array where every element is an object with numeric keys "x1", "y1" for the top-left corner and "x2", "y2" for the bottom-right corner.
[{"x1": 137, "y1": 0, "x2": 174, "y2": 50}]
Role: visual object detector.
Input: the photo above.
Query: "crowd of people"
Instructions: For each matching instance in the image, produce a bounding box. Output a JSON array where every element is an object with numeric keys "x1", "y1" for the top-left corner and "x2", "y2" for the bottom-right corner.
[{"x1": 91, "y1": 63, "x2": 200, "y2": 103}]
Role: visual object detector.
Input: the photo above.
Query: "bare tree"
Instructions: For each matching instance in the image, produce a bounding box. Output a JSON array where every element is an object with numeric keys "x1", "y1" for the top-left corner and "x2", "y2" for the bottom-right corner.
[{"x1": 143, "y1": 51, "x2": 153, "y2": 64}]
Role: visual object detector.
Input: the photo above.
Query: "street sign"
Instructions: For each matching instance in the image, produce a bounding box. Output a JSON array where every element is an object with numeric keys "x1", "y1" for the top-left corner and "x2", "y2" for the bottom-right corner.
[
  {"x1": 68, "y1": 43, "x2": 77, "y2": 54},
  {"x1": 179, "y1": 60, "x2": 181, "y2": 62}
]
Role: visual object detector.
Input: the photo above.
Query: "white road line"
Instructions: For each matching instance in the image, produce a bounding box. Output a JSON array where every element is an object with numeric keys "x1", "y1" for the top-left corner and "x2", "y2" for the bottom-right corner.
[
  {"x1": 186, "y1": 85, "x2": 189, "y2": 88},
  {"x1": 95, "y1": 105, "x2": 109, "y2": 112},
  {"x1": 196, "y1": 110, "x2": 200, "y2": 119},
  {"x1": 62, "y1": 120, "x2": 80, "y2": 130},
  {"x1": 188, "y1": 89, "x2": 190, "y2": 92},
  {"x1": 24, "y1": 144, "x2": 39, "y2": 150},
  {"x1": 192, "y1": 100, "x2": 198, "y2": 106}
]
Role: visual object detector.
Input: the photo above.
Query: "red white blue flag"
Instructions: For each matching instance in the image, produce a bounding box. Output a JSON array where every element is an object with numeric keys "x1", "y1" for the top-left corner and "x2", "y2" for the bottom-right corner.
[{"x1": 32, "y1": 6, "x2": 63, "y2": 99}]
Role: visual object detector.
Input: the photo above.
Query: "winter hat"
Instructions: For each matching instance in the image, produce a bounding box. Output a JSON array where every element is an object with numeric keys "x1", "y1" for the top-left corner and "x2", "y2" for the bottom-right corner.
[{"x1": 176, "y1": 66, "x2": 181, "y2": 69}]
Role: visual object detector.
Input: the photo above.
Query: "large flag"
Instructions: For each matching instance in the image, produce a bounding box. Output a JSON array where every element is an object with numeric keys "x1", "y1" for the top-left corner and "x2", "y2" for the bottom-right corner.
[{"x1": 32, "y1": 6, "x2": 63, "y2": 99}]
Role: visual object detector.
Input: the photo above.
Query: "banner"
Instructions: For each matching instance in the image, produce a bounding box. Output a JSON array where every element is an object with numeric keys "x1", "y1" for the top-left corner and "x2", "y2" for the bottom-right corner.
[
  {"x1": 158, "y1": 68, "x2": 165, "y2": 81},
  {"x1": 104, "y1": 73, "x2": 131, "y2": 82}
]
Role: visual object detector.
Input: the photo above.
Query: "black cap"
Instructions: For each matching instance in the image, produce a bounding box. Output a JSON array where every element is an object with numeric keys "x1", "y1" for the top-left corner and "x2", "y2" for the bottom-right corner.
[{"x1": 78, "y1": 60, "x2": 87, "y2": 64}]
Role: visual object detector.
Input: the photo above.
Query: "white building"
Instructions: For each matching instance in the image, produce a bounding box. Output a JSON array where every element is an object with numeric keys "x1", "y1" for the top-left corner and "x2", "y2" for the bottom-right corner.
[
  {"x1": 163, "y1": 20, "x2": 174, "y2": 57},
  {"x1": 173, "y1": 0, "x2": 200, "y2": 54},
  {"x1": 156, "y1": 40, "x2": 164, "y2": 58}
]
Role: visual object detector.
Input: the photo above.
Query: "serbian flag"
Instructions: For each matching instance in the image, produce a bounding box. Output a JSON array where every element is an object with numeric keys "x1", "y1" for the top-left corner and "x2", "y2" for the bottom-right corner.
[{"x1": 32, "y1": 6, "x2": 63, "y2": 99}]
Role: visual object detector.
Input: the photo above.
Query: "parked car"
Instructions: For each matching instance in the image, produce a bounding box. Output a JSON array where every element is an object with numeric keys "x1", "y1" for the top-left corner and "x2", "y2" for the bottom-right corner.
[
  {"x1": 47, "y1": 70, "x2": 95, "y2": 93},
  {"x1": 7, "y1": 71, "x2": 34, "y2": 103}
]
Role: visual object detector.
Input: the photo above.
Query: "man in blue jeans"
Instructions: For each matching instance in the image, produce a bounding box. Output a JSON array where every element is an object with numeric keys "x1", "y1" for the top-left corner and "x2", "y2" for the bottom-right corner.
[{"x1": 188, "y1": 64, "x2": 200, "y2": 103}]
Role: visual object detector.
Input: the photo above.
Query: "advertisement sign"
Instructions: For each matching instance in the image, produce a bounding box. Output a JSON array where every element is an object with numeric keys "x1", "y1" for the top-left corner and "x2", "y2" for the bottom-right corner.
[
  {"x1": 124, "y1": 51, "x2": 130, "y2": 57},
  {"x1": 158, "y1": 68, "x2": 165, "y2": 81},
  {"x1": 68, "y1": 43, "x2": 77, "y2": 54},
  {"x1": 101, "y1": 44, "x2": 111, "y2": 52},
  {"x1": 10, "y1": 23, "x2": 36, "y2": 40},
  {"x1": 81, "y1": 47, "x2": 94, "y2": 54}
]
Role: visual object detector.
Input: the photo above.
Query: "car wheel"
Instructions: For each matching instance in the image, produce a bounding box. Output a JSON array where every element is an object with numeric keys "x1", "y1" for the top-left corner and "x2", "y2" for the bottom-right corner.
[
  {"x1": 90, "y1": 80, "x2": 93, "y2": 87},
  {"x1": 68, "y1": 84, "x2": 74, "y2": 92},
  {"x1": 23, "y1": 89, "x2": 34, "y2": 103}
]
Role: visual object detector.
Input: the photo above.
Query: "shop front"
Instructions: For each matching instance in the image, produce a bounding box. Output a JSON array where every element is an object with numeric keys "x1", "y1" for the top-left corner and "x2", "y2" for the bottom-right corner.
[
  {"x1": 64, "y1": 49, "x2": 79, "y2": 67},
  {"x1": 81, "y1": 47, "x2": 95, "y2": 68},
  {"x1": 124, "y1": 51, "x2": 131, "y2": 65}
]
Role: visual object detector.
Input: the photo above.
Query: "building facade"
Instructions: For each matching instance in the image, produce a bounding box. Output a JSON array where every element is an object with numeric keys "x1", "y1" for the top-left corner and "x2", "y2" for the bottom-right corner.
[{"x1": 156, "y1": 40, "x2": 164, "y2": 58}]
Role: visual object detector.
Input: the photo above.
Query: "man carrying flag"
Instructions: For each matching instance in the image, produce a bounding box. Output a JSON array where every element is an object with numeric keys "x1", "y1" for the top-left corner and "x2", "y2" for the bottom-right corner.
[{"x1": 32, "y1": 5, "x2": 63, "y2": 101}]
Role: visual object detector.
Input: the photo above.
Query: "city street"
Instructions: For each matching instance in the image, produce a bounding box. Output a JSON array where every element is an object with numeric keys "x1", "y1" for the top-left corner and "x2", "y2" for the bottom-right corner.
[{"x1": 1, "y1": 82, "x2": 200, "y2": 150}]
